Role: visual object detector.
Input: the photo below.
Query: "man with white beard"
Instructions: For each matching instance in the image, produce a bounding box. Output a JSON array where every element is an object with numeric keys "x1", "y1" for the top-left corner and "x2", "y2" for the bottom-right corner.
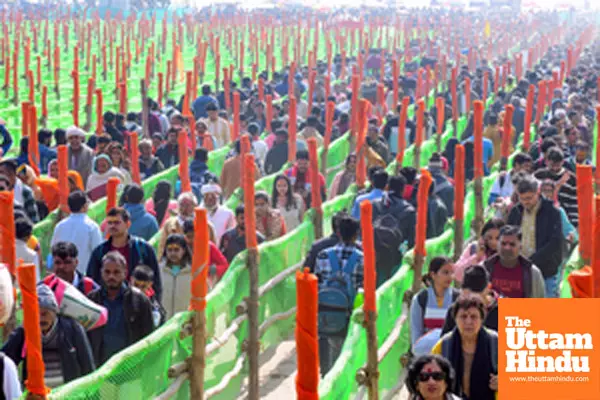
[{"x1": 201, "y1": 183, "x2": 235, "y2": 247}]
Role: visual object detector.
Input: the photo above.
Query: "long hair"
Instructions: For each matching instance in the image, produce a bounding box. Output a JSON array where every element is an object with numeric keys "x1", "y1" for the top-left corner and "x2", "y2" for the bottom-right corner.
[
  {"x1": 271, "y1": 174, "x2": 297, "y2": 211},
  {"x1": 162, "y1": 233, "x2": 192, "y2": 266},
  {"x1": 153, "y1": 180, "x2": 172, "y2": 224}
]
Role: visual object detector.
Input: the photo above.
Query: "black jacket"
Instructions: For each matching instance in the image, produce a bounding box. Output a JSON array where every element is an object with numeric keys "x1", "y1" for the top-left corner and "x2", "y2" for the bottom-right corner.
[
  {"x1": 371, "y1": 193, "x2": 417, "y2": 248},
  {"x1": 431, "y1": 171, "x2": 455, "y2": 217},
  {"x1": 426, "y1": 197, "x2": 448, "y2": 239},
  {"x1": 155, "y1": 144, "x2": 180, "y2": 168},
  {"x1": 87, "y1": 235, "x2": 162, "y2": 300},
  {"x1": 87, "y1": 286, "x2": 154, "y2": 365},
  {"x1": 264, "y1": 142, "x2": 288, "y2": 175},
  {"x1": 507, "y1": 199, "x2": 563, "y2": 278},
  {"x1": 304, "y1": 234, "x2": 340, "y2": 273},
  {"x1": 2, "y1": 316, "x2": 95, "y2": 384}
]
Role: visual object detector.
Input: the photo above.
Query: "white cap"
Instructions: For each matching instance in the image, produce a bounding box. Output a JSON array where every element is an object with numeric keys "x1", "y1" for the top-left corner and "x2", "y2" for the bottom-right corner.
[
  {"x1": 66, "y1": 126, "x2": 86, "y2": 138},
  {"x1": 201, "y1": 183, "x2": 222, "y2": 195}
]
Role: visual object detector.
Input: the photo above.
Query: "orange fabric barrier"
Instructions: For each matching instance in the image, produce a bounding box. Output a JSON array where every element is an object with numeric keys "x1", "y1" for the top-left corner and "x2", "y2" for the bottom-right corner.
[
  {"x1": 568, "y1": 266, "x2": 593, "y2": 298},
  {"x1": 502, "y1": 104, "x2": 514, "y2": 160},
  {"x1": 523, "y1": 84, "x2": 534, "y2": 151},
  {"x1": 22, "y1": 102, "x2": 30, "y2": 139},
  {"x1": 464, "y1": 77, "x2": 471, "y2": 115},
  {"x1": 0, "y1": 192, "x2": 16, "y2": 276},
  {"x1": 232, "y1": 91, "x2": 240, "y2": 142},
  {"x1": 307, "y1": 71, "x2": 316, "y2": 117},
  {"x1": 157, "y1": 72, "x2": 164, "y2": 108},
  {"x1": 106, "y1": 177, "x2": 120, "y2": 215},
  {"x1": 414, "y1": 170, "x2": 433, "y2": 256},
  {"x1": 130, "y1": 132, "x2": 141, "y2": 184},
  {"x1": 95, "y1": 89, "x2": 103, "y2": 135},
  {"x1": 415, "y1": 99, "x2": 425, "y2": 149},
  {"x1": 351, "y1": 75, "x2": 359, "y2": 136},
  {"x1": 178, "y1": 130, "x2": 191, "y2": 193},
  {"x1": 223, "y1": 68, "x2": 230, "y2": 112},
  {"x1": 535, "y1": 80, "x2": 545, "y2": 125},
  {"x1": 324, "y1": 101, "x2": 335, "y2": 149},
  {"x1": 288, "y1": 97, "x2": 297, "y2": 164},
  {"x1": 183, "y1": 71, "x2": 191, "y2": 114},
  {"x1": 577, "y1": 165, "x2": 593, "y2": 262},
  {"x1": 454, "y1": 145, "x2": 465, "y2": 221},
  {"x1": 42, "y1": 86, "x2": 48, "y2": 118},
  {"x1": 356, "y1": 99, "x2": 369, "y2": 187},
  {"x1": 240, "y1": 135, "x2": 252, "y2": 161},
  {"x1": 396, "y1": 96, "x2": 410, "y2": 165},
  {"x1": 86, "y1": 78, "x2": 94, "y2": 109},
  {"x1": 258, "y1": 78, "x2": 264, "y2": 102},
  {"x1": 295, "y1": 268, "x2": 319, "y2": 400},
  {"x1": 307, "y1": 138, "x2": 322, "y2": 211},
  {"x1": 596, "y1": 106, "x2": 600, "y2": 186},
  {"x1": 28, "y1": 105, "x2": 40, "y2": 176},
  {"x1": 593, "y1": 196, "x2": 600, "y2": 297},
  {"x1": 436, "y1": 97, "x2": 444, "y2": 139},
  {"x1": 57, "y1": 145, "x2": 69, "y2": 213},
  {"x1": 190, "y1": 208, "x2": 209, "y2": 311},
  {"x1": 17, "y1": 263, "x2": 49, "y2": 397},
  {"x1": 360, "y1": 200, "x2": 376, "y2": 318},
  {"x1": 473, "y1": 100, "x2": 484, "y2": 179},
  {"x1": 118, "y1": 81, "x2": 127, "y2": 115},
  {"x1": 265, "y1": 94, "x2": 273, "y2": 134},
  {"x1": 243, "y1": 154, "x2": 258, "y2": 249}
]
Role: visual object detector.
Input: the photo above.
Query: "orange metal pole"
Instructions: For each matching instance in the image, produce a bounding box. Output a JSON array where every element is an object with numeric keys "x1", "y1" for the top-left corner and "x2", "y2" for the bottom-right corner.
[
  {"x1": 295, "y1": 268, "x2": 319, "y2": 400},
  {"x1": 17, "y1": 263, "x2": 49, "y2": 397}
]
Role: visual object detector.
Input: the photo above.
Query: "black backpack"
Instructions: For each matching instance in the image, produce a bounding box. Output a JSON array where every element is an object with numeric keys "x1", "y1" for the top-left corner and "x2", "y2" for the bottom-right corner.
[
  {"x1": 373, "y1": 213, "x2": 404, "y2": 287},
  {"x1": 0, "y1": 352, "x2": 6, "y2": 400}
]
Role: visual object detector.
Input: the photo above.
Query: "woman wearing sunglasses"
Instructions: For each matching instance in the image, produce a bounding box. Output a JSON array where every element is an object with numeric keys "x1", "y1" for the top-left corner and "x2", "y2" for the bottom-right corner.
[
  {"x1": 432, "y1": 294, "x2": 498, "y2": 400},
  {"x1": 405, "y1": 354, "x2": 461, "y2": 400}
]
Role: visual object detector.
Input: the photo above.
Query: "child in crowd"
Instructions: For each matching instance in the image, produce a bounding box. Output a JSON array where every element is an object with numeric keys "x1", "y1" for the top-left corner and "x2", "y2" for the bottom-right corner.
[{"x1": 131, "y1": 265, "x2": 166, "y2": 328}]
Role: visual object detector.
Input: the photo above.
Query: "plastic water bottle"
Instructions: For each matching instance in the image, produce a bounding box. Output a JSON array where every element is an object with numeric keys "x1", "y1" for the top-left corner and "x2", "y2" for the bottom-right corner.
[{"x1": 353, "y1": 289, "x2": 365, "y2": 309}]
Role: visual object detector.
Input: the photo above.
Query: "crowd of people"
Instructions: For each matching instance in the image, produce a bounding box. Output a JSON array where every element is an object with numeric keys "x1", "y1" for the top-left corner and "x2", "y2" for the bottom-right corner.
[{"x1": 0, "y1": 4, "x2": 595, "y2": 399}]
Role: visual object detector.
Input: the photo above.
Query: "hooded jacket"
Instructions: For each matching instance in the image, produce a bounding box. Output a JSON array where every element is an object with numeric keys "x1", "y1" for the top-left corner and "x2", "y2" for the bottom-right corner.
[{"x1": 123, "y1": 203, "x2": 160, "y2": 241}]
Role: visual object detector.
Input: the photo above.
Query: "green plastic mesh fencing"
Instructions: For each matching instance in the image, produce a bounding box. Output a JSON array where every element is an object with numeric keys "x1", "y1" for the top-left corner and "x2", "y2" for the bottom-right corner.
[
  {"x1": 224, "y1": 132, "x2": 352, "y2": 212},
  {"x1": 32, "y1": 145, "x2": 231, "y2": 259},
  {"x1": 30, "y1": 25, "x2": 535, "y2": 398},
  {"x1": 49, "y1": 190, "x2": 356, "y2": 400},
  {"x1": 319, "y1": 175, "x2": 496, "y2": 398}
]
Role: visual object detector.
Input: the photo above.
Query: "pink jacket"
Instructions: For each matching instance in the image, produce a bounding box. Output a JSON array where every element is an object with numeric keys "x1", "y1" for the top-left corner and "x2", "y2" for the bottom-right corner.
[{"x1": 145, "y1": 198, "x2": 179, "y2": 228}]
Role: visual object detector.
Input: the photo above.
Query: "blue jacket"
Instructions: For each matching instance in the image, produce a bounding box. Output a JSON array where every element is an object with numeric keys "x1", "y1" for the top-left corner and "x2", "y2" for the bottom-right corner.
[
  {"x1": 39, "y1": 144, "x2": 57, "y2": 174},
  {"x1": 0, "y1": 125, "x2": 12, "y2": 155},
  {"x1": 123, "y1": 203, "x2": 159, "y2": 241},
  {"x1": 87, "y1": 235, "x2": 162, "y2": 300},
  {"x1": 192, "y1": 95, "x2": 218, "y2": 119}
]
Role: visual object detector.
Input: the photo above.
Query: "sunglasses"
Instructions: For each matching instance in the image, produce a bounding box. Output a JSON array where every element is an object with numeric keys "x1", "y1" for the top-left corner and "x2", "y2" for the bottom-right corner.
[{"x1": 418, "y1": 372, "x2": 445, "y2": 382}]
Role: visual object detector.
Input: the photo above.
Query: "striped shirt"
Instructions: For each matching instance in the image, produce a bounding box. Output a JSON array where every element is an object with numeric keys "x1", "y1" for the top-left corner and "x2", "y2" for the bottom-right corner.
[{"x1": 535, "y1": 168, "x2": 578, "y2": 227}]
